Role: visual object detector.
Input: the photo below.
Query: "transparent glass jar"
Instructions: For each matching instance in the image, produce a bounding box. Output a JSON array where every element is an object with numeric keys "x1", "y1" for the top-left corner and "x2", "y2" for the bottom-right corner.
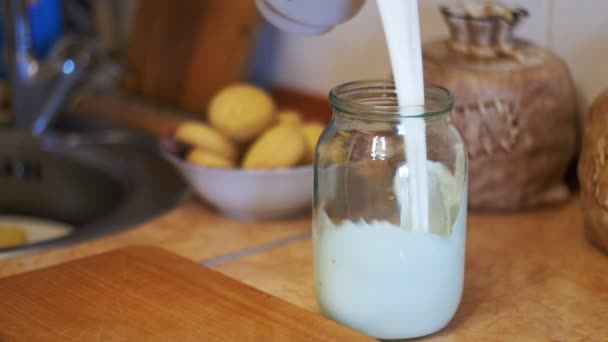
[{"x1": 313, "y1": 80, "x2": 468, "y2": 340}]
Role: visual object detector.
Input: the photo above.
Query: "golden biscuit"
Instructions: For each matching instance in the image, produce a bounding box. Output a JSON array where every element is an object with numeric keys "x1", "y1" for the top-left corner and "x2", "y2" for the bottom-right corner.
[
  {"x1": 301, "y1": 123, "x2": 325, "y2": 163},
  {"x1": 242, "y1": 124, "x2": 306, "y2": 169},
  {"x1": 175, "y1": 121, "x2": 237, "y2": 161},
  {"x1": 187, "y1": 147, "x2": 235, "y2": 168},
  {"x1": 277, "y1": 109, "x2": 303, "y2": 126},
  {"x1": 0, "y1": 224, "x2": 27, "y2": 248},
  {"x1": 208, "y1": 84, "x2": 276, "y2": 142}
]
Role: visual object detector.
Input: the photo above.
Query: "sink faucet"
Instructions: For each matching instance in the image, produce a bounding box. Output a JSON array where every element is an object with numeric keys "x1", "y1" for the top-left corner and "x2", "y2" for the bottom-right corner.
[{"x1": 2, "y1": 0, "x2": 95, "y2": 135}]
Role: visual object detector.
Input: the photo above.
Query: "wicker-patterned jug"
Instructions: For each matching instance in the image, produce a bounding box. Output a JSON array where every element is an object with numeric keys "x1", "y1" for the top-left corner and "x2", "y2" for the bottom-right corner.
[{"x1": 423, "y1": 2, "x2": 577, "y2": 211}]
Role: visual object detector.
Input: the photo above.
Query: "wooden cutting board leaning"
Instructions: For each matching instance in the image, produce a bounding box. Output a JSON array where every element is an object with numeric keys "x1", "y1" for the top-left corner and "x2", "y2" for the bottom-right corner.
[{"x1": 0, "y1": 246, "x2": 372, "y2": 341}]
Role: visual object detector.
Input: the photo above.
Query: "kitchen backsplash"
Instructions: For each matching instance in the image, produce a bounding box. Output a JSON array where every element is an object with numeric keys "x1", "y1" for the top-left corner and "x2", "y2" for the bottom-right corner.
[{"x1": 251, "y1": 0, "x2": 607, "y2": 114}]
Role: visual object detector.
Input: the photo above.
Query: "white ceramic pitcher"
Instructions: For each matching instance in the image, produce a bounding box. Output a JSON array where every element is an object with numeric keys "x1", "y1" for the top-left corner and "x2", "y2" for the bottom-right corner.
[{"x1": 256, "y1": 0, "x2": 366, "y2": 35}]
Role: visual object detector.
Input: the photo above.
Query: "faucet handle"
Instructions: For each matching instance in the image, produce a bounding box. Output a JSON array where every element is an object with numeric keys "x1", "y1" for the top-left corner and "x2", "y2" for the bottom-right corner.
[{"x1": 31, "y1": 35, "x2": 103, "y2": 135}]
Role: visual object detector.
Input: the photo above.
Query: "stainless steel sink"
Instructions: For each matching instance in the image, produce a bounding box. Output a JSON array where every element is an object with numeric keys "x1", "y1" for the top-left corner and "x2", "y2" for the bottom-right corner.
[{"x1": 0, "y1": 119, "x2": 189, "y2": 258}]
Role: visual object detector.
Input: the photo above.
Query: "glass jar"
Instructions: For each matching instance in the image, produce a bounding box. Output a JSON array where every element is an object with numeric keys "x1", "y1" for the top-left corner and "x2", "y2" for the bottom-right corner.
[{"x1": 313, "y1": 80, "x2": 468, "y2": 340}]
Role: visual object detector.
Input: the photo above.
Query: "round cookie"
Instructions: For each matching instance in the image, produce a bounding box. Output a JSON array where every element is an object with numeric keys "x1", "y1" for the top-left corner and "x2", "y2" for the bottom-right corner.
[
  {"x1": 208, "y1": 84, "x2": 276, "y2": 142},
  {"x1": 187, "y1": 147, "x2": 235, "y2": 169},
  {"x1": 277, "y1": 109, "x2": 303, "y2": 126},
  {"x1": 174, "y1": 121, "x2": 237, "y2": 161},
  {"x1": 301, "y1": 123, "x2": 325, "y2": 163},
  {"x1": 242, "y1": 124, "x2": 306, "y2": 169}
]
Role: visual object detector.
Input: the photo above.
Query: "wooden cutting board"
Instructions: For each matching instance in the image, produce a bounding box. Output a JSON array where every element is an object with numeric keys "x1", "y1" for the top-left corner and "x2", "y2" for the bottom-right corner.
[{"x1": 0, "y1": 246, "x2": 371, "y2": 341}]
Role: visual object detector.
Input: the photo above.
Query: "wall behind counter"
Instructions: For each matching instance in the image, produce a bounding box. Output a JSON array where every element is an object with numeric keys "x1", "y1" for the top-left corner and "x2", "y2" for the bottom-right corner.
[{"x1": 250, "y1": 0, "x2": 608, "y2": 114}]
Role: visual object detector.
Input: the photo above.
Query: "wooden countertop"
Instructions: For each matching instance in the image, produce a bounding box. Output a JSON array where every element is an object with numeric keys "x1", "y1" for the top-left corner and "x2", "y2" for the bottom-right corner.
[
  {"x1": 0, "y1": 200, "x2": 311, "y2": 278},
  {"x1": 2, "y1": 195, "x2": 607, "y2": 340},
  {"x1": 214, "y1": 198, "x2": 608, "y2": 341}
]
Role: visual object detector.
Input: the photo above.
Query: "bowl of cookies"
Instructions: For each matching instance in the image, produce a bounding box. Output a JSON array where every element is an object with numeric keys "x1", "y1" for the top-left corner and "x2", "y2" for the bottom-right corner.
[{"x1": 163, "y1": 83, "x2": 325, "y2": 220}]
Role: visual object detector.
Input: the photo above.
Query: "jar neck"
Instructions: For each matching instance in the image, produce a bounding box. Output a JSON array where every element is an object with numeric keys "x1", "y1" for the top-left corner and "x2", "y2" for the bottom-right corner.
[
  {"x1": 333, "y1": 110, "x2": 450, "y2": 126},
  {"x1": 329, "y1": 80, "x2": 453, "y2": 124}
]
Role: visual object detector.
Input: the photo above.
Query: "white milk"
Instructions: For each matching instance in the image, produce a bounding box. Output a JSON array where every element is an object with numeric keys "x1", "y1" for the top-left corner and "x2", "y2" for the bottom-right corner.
[{"x1": 314, "y1": 162, "x2": 467, "y2": 339}]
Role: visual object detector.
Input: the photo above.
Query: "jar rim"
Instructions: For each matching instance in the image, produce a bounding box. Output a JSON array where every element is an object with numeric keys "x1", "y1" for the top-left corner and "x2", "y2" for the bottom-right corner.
[{"x1": 329, "y1": 80, "x2": 453, "y2": 119}]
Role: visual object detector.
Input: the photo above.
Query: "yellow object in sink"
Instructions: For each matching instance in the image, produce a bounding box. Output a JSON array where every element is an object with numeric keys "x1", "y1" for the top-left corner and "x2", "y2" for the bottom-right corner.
[{"x1": 0, "y1": 225, "x2": 27, "y2": 248}]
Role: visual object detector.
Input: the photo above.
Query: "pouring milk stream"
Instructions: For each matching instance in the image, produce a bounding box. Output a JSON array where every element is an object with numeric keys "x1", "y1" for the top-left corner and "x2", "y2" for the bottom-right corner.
[{"x1": 376, "y1": 0, "x2": 429, "y2": 232}]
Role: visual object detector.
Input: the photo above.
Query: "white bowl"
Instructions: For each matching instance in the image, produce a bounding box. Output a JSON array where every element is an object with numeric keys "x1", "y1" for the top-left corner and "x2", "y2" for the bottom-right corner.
[{"x1": 164, "y1": 151, "x2": 313, "y2": 221}]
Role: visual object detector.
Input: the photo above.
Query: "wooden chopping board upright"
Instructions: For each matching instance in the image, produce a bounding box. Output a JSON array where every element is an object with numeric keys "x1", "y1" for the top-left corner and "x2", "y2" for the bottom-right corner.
[
  {"x1": 123, "y1": 0, "x2": 260, "y2": 113},
  {"x1": 0, "y1": 246, "x2": 371, "y2": 341}
]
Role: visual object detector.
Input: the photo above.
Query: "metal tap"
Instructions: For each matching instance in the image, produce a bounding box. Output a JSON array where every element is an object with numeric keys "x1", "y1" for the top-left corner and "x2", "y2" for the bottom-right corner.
[{"x1": 2, "y1": 0, "x2": 96, "y2": 135}]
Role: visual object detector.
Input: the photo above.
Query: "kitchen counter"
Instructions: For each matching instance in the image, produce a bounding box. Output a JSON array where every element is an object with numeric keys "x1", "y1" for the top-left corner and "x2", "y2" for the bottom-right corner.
[
  {"x1": 214, "y1": 197, "x2": 608, "y2": 341},
  {"x1": 2, "y1": 94, "x2": 607, "y2": 340},
  {"x1": 0, "y1": 199, "x2": 311, "y2": 278},
  {"x1": 2, "y1": 195, "x2": 607, "y2": 340}
]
